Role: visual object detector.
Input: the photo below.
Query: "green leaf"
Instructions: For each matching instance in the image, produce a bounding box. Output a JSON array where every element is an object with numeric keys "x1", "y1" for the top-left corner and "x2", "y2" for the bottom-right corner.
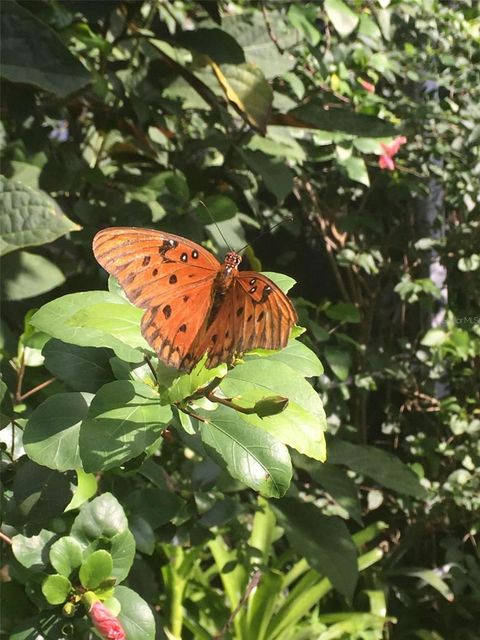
[
  {"x1": 286, "y1": 102, "x2": 397, "y2": 138},
  {"x1": 79, "y1": 550, "x2": 113, "y2": 589},
  {"x1": 198, "y1": 405, "x2": 292, "y2": 498},
  {"x1": 43, "y1": 340, "x2": 113, "y2": 392},
  {"x1": 41, "y1": 574, "x2": 72, "y2": 605},
  {"x1": 0, "y1": 251, "x2": 65, "y2": 300},
  {"x1": 24, "y1": 392, "x2": 92, "y2": 471},
  {"x1": 295, "y1": 456, "x2": 363, "y2": 525},
  {"x1": 65, "y1": 469, "x2": 97, "y2": 512},
  {"x1": 324, "y1": 0, "x2": 359, "y2": 37},
  {"x1": 324, "y1": 347, "x2": 352, "y2": 381},
  {"x1": 115, "y1": 586, "x2": 155, "y2": 640},
  {"x1": 0, "y1": 0, "x2": 91, "y2": 97},
  {"x1": 221, "y1": 359, "x2": 326, "y2": 461},
  {"x1": 325, "y1": 303, "x2": 361, "y2": 323},
  {"x1": 49, "y1": 536, "x2": 83, "y2": 577},
  {"x1": 288, "y1": 5, "x2": 321, "y2": 46},
  {"x1": 274, "y1": 498, "x2": 358, "y2": 602},
  {"x1": 79, "y1": 381, "x2": 171, "y2": 472},
  {"x1": 391, "y1": 568, "x2": 454, "y2": 602},
  {"x1": 71, "y1": 493, "x2": 129, "y2": 543},
  {"x1": 31, "y1": 291, "x2": 145, "y2": 363},
  {"x1": 0, "y1": 176, "x2": 80, "y2": 256},
  {"x1": 12, "y1": 460, "x2": 73, "y2": 524},
  {"x1": 261, "y1": 272, "x2": 296, "y2": 294},
  {"x1": 222, "y1": 14, "x2": 296, "y2": 79},
  {"x1": 12, "y1": 530, "x2": 56, "y2": 571},
  {"x1": 194, "y1": 195, "x2": 238, "y2": 223},
  {"x1": 110, "y1": 529, "x2": 136, "y2": 582},
  {"x1": 241, "y1": 150, "x2": 293, "y2": 201},
  {"x1": 163, "y1": 357, "x2": 227, "y2": 405},
  {"x1": 328, "y1": 438, "x2": 427, "y2": 497},
  {"x1": 212, "y1": 62, "x2": 273, "y2": 134},
  {"x1": 176, "y1": 28, "x2": 245, "y2": 64},
  {"x1": 339, "y1": 156, "x2": 370, "y2": 187},
  {"x1": 252, "y1": 339, "x2": 323, "y2": 377},
  {"x1": 0, "y1": 379, "x2": 13, "y2": 429},
  {"x1": 125, "y1": 488, "x2": 182, "y2": 529}
]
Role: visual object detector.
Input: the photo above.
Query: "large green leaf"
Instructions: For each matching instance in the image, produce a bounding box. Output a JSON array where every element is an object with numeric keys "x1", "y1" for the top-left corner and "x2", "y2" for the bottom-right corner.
[
  {"x1": 115, "y1": 586, "x2": 155, "y2": 640},
  {"x1": 0, "y1": 251, "x2": 65, "y2": 300},
  {"x1": 24, "y1": 392, "x2": 92, "y2": 471},
  {"x1": 325, "y1": 0, "x2": 359, "y2": 38},
  {"x1": 222, "y1": 14, "x2": 296, "y2": 79},
  {"x1": 241, "y1": 150, "x2": 293, "y2": 201},
  {"x1": 221, "y1": 359, "x2": 326, "y2": 461},
  {"x1": 0, "y1": 176, "x2": 80, "y2": 256},
  {"x1": 49, "y1": 536, "x2": 83, "y2": 577},
  {"x1": 79, "y1": 550, "x2": 113, "y2": 589},
  {"x1": 31, "y1": 291, "x2": 146, "y2": 363},
  {"x1": 79, "y1": 381, "x2": 171, "y2": 472},
  {"x1": 283, "y1": 102, "x2": 397, "y2": 138},
  {"x1": 274, "y1": 498, "x2": 358, "y2": 602},
  {"x1": 71, "y1": 493, "x2": 129, "y2": 543},
  {"x1": 43, "y1": 340, "x2": 113, "y2": 392},
  {"x1": 12, "y1": 460, "x2": 73, "y2": 524},
  {"x1": 41, "y1": 574, "x2": 72, "y2": 605},
  {"x1": 198, "y1": 405, "x2": 292, "y2": 498},
  {"x1": 0, "y1": 0, "x2": 91, "y2": 97},
  {"x1": 11, "y1": 530, "x2": 56, "y2": 571},
  {"x1": 328, "y1": 438, "x2": 427, "y2": 497},
  {"x1": 0, "y1": 379, "x2": 13, "y2": 429},
  {"x1": 212, "y1": 62, "x2": 273, "y2": 134},
  {"x1": 176, "y1": 28, "x2": 245, "y2": 64},
  {"x1": 248, "y1": 339, "x2": 323, "y2": 377}
]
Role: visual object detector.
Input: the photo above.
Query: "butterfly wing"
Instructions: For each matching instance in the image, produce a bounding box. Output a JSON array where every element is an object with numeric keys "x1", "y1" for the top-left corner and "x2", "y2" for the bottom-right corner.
[
  {"x1": 93, "y1": 227, "x2": 220, "y2": 369},
  {"x1": 188, "y1": 271, "x2": 297, "y2": 368}
]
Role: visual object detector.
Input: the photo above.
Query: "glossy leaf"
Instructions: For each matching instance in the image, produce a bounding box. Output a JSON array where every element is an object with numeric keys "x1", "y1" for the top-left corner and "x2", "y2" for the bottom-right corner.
[
  {"x1": 24, "y1": 392, "x2": 92, "y2": 471},
  {"x1": 79, "y1": 550, "x2": 113, "y2": 589},
  {"x1": 1, "y1": 1, "x2": 91, "y2": 96},
  {"x1": 198, "y1": 405, "x2": 292, "y2": 498},
  {"x1": 49, "y1": 536, "x2": 83, "y2": 577},
  {"x1": 212, "y1": 62, "x2": 273, "y2": 134},
  {"x1": 71, "y1": 493, "x2": 129, "y2": 544},
  {"x1": 0, "y1": 176, "x2": 80, "y2": 256},
  {"x1": 79, "y1": 381, "x2": 171, "y2": 472},
  {"x1": 325, "y1": 0, "x2": 359, "y2": 37},
  {"x1": 31, "y1": 291, "x2": 145, "y2": 363},
  {"x1": 328, "y1": 438, "x2": 427, "y2": 497},
  {"x1": 274, "y1": 498, "x2": 358, "y2": 602},
  {"x1": 115, "y1": 586, "x2": 155, "y2": 640},
  {"x1": 221, "y1": 359, "x2": 326, "y2": 461},
  {"x1": 41, "y1": 574, "x2": 72, "y2": 605},
  {"x1": 1, "y1": 251, "x2": 65, "y2": 300},
  {"x1": 43, "y1": 340, "x2": 113, "y2": 392},
  {"x1": 12, "y1": 530, "x2": 56, "y2": 571}
]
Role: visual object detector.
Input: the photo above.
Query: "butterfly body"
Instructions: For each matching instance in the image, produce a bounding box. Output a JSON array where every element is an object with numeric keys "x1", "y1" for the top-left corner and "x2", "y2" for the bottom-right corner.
[{"x1": 93, "y1": 228, "x2": 297, "y2": 372}]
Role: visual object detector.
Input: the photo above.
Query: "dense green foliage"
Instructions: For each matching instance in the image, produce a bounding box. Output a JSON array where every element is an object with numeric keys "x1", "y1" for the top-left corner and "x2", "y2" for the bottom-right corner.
[{"x1": 1, "y1": 1, "x2": 479, "y2": 639}]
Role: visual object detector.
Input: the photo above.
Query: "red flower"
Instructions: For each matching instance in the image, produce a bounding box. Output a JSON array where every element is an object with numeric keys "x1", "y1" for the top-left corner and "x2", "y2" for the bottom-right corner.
[
  {"x1": 89, "y1": 601, "x2": 126, "y2": 640},
  {"x1": 359, "y1": 78, "x2": 375, "y2": 93},
  {"x1": 378, "y1": 136, "x2": 407, "y2": 171}
]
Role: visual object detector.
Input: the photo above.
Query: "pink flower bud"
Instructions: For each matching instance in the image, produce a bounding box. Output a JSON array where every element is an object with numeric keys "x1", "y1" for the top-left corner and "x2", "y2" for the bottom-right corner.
[
  {"x1": 378, "y1": 154, "x2": 396, "y2": 171},
  {"x1": 359, "y1": 78, "x2": 375, "y2": 93},
  {"x1": 89, "y1": 601, "x2": 126, "y2": 640}
]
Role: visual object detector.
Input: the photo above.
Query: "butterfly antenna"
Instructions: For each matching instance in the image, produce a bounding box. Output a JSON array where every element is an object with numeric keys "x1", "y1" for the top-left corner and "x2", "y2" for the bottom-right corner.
[
  {"x1": 237, "y1": 216, "x2": 294, "y2": 255},
  {"x1": 198, "y1": 200, "x2": 233, "y2": 252}
]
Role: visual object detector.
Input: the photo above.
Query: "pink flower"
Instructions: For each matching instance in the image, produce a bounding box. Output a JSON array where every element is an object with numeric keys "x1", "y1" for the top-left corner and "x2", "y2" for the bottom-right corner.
[
  {"x1": 89, "y1": 601, "x2": 126, "y2": 640},
  {"x1": 378, "y1": 136, "x2": 407, "y2": 171},
  {"x1": 359, "y1": 78, "x2": 375, "y2": 93}
]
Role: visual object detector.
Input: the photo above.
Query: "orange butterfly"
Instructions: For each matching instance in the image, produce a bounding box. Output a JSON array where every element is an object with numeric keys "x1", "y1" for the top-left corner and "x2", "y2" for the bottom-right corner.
[{"x1": 93, "y1": 227, "x2": 297, "y2": 372}]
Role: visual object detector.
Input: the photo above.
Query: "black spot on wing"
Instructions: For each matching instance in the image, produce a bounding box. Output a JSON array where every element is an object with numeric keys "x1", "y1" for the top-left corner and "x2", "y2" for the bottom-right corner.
[
  {"x1": 169, "y1": 274, "x2": 177, "y2": 284},
  {"x1": 142, "y1": 256, "x2": 151, "y2": 266},
  {"x1": 163, "y1": 305, "x2": 172, "y2": 319}
]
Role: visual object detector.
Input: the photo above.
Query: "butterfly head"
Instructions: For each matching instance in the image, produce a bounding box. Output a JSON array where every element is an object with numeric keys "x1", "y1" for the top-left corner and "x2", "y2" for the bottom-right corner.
[{"x1": 224, "y1": 251, "x2": 242, "y2": 272}]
